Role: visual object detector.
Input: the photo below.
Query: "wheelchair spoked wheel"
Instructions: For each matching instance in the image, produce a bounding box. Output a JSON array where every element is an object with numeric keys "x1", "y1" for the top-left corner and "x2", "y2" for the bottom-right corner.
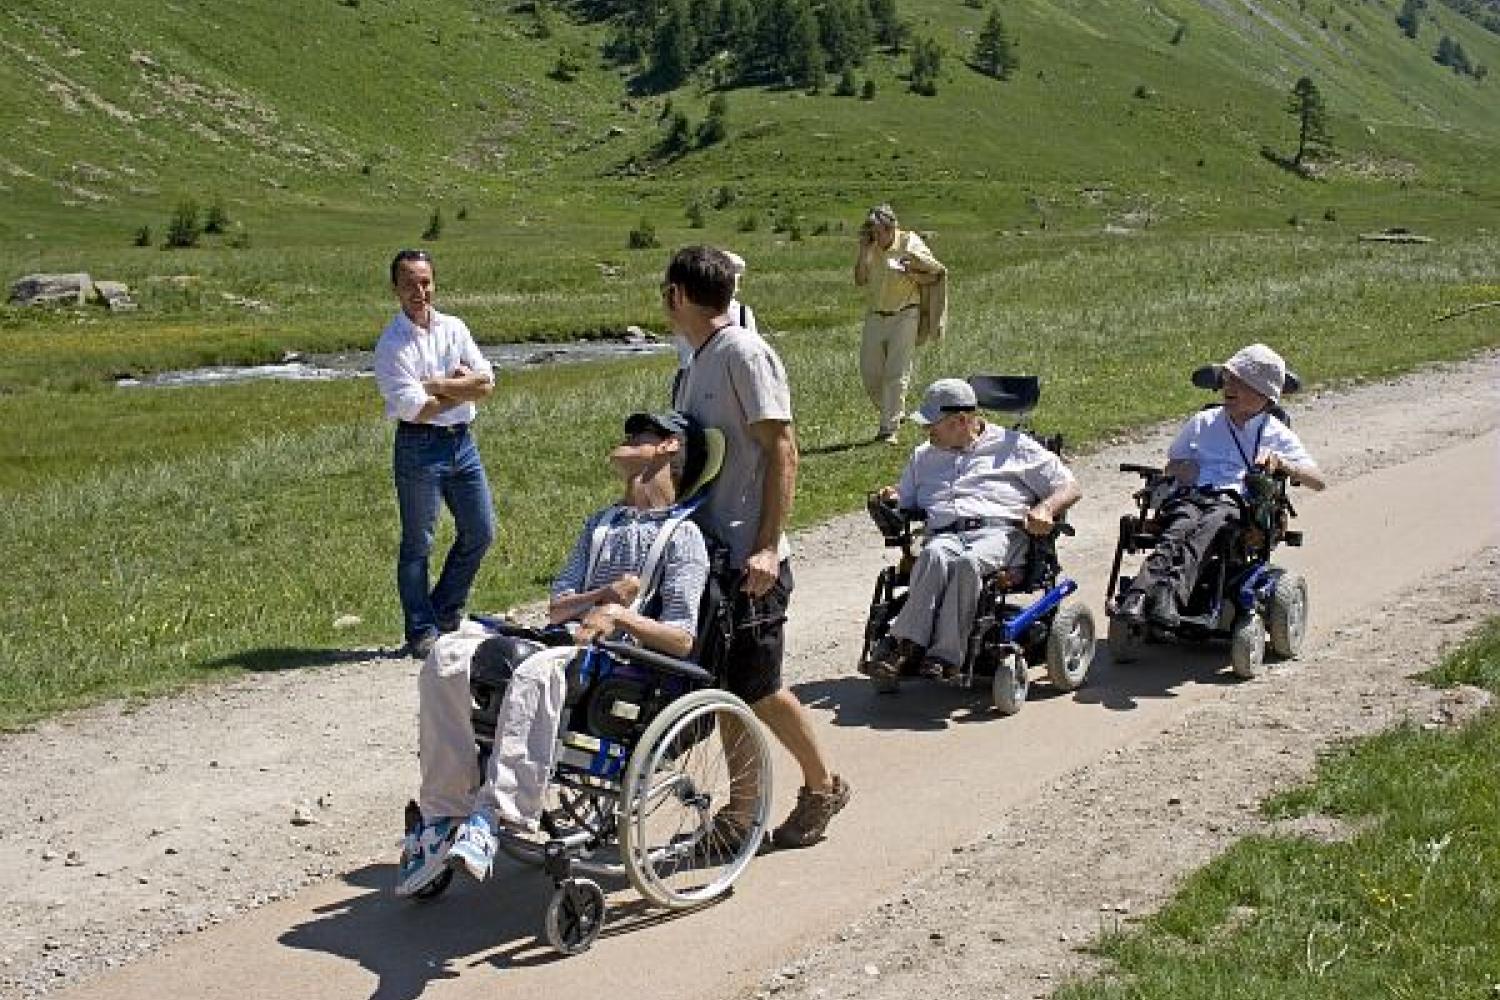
[
  {"x1": 990, "y1": 650, "x2": 1030, "y2": 715},
  {"x1": 1044, "y1": 604, "x2": 1096, "y2": 691},
  {"x1": 1230, "y1": 612, "x2": 1268, "y2": 679},
  {"x1": 496, "y1": 784, "x2": 615, "y2": 866},
  {"x1": 544, "y1": 877, "x2": 607, "y2": 955},
  {"x1": 618, "y1": 690, "x2": 772, "y2": 910},
  {"x1": 1267, "y1": 574, "x2": 1308, "y2": 659}
]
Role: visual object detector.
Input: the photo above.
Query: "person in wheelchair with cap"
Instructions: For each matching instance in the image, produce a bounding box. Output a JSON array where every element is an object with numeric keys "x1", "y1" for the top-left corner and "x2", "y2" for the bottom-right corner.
[
  {"x1": 1114, "y1": 343, "x2": 1325, "y2": 629},
  {"x1": 864, "y1": 378, "x2": 1082, "y2": 681},
  {"x1": 397, "y1": 410, "x2": 715, "y2": 898}
]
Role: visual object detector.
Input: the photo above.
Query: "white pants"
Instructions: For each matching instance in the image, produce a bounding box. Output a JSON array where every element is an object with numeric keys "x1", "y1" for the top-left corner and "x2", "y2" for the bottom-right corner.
[
  {"x1": 860, "y1": 306, "x2": 920, "y2": 434},
  {"x1": 888, "y1": 527, "x2": 1029, "y2": 667},
  {"x1": 418, "y1": 624, "x2": 571, "y2": 832}
]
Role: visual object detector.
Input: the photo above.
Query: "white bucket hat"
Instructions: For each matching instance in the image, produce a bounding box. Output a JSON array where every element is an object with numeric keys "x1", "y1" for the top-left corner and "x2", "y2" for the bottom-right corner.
[{"x1": 1221, "y1": 343, "x2": 1287, "y2": 403}]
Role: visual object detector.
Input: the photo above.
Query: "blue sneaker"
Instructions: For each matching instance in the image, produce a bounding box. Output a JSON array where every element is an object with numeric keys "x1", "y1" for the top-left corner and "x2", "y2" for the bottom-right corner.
[
  {"x1": 395, "y1": 816, "x2": 456, "y2": 898},
  {"x1": 447, "y1": 812, "x2": 497, "y2": 881}
]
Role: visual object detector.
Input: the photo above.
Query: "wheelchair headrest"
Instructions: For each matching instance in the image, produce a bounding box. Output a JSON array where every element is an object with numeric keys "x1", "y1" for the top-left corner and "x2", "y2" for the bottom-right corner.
[
  {"x1": 1191, "y1": 365, "x2": 1301, "y2": 395},
  {"x1": 967, "y1": 374, "x2": 1041, "y2": 414},
  {"x1": 677, "y1": 426, "x2": 725, "y2": 502}
]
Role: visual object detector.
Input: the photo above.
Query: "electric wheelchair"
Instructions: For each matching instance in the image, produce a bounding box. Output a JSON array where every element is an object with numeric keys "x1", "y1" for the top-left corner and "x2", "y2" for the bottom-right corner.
[
  {"x1": 857, "y1": 375, "x2": 1097, "y2": 714},
  {"x1": 401, "y1": 479, "x2": 773, "y2": 955},
  {"x1": 1103, "y1": 366, "x2": 1309, "y2": 678}
]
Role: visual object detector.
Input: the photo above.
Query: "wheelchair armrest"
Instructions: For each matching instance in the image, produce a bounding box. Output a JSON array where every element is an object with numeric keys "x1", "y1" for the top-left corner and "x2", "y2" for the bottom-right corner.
[
  {"x1": 1119, "y1": 463, "x2": 1163, "y2": 479},
  {"x1": 595, "y1": 639, "x2": 714, "y2": 686}
]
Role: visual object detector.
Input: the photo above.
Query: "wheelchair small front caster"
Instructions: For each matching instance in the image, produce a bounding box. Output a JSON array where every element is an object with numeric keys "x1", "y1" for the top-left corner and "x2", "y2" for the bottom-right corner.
[
  {"x1": 545, "y1": 877, "x2": 606, "y2": 955},
  {"x1": 991, "y1": 651, "x2": 1029, "y2": 715},
  {"x1": 1230, "y1": 613, "x2": 1267, "y2": 679}
]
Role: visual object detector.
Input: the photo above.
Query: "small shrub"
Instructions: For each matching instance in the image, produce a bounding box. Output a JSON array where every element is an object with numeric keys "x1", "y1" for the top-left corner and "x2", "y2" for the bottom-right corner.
[
  {"x1": 226, "y1": 224, "x2": 252, "y2": 250},
  {"x1": 812, "y1": 220, "x2": 830, "y2": 236},
  {"x1": 132, "y1": 225, "x2": 152, "y2": 247},
  {"x1": 422, "y1": 207, "x2": 444, "y2": 241},
  {"x1": 1170, "y1": 22, "x2": 1187, "y2": 45},
  {"x1": 627, "y1": 218, "x2": 659, "y2": 249},
  {"x1": 1323, "y1": 207, "x2": 1338, "y2": 222},
  {"x1": 697, "y1": 114, "x2": 727, "y2": 147},
  {"x1": 1133, "y1": 84, "x2": 1154, "y2": 100},
  {"x1": 835, "y1": 69, "x2": 857, "y2": 96},
  {"x1": 861, "y1": 79, "x2": 877, "y2": 99},
  {"x1": 163, "y1": 199, "x2": 201, "y2": 249},
  {"x1": 788, "y1": 223, "x2": 803, "y2": 241},
  {"x1": 550, "y1": 48, "x2": 583, "y2": 82},
  {"x1": 710, "y1": 185, "x2": 737, "y2": 210},
  {"x1": 686, "y1": 201, "x2": 706, "y2": 228},
  {"x1": 737, "y1": 213, "x2": 759, "y2": 233},
  {"x1": 203, "y1": 198, "x2": 229, "y2": 235},
  {"x1": 456, "y1": 205, "x2": 469, "y2": 221},
  {"x1": 1287, "y1": 214, "x2": 1301, "y2": 227}
]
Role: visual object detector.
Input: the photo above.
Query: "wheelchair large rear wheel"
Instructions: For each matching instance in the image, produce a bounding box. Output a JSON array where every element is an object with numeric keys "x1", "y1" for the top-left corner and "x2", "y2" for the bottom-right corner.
[
  {"x1": 1044, "y1": 604, "x2": 1096, "y2": 691},
  {"x1": 618, "y1": 689, "x2": 772, "y2": 910},
  {"x1": 1266, "y1": 574, "x2": 1308, "y2": 659}
]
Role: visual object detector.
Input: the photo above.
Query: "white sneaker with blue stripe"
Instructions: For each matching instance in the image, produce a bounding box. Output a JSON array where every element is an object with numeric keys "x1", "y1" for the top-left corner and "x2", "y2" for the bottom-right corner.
[
  {"x1": 395, "y1": 816, "x2": 456, "y2": 898},
  {"x1": 447, "y1": 812, "x2": 497, "y2": 881}
]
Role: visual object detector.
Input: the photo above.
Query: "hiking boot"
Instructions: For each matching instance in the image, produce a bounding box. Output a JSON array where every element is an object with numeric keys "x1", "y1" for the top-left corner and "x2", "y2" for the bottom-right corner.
[
  {"x1": 447, "y1": 812, "x2": 497, "y2": 881},
  {"x1": 691, "y1": 811, "x2": 763, "y2": 860},
  {"x1": 1147, "y1": 588, "x2": 1180, "y2": 629},
  {"x1": 918, "y1": 657, "x2": 949, "y2": 680},
  {"x1": 863, "y1": 636, "x2": 919, "y2": 681},
  {"x1": 1115, "y1": 590, "x2": 1147, "y2": 625},
  {"x1": 771, "y1": 775, "x2": 852, "y2": 849},
  {"x1": 395, "y1": 816, "x2": 456, "y2": 898},
  {"x1": 404, "y1": 631, "x2": 439, "y2": 659}
]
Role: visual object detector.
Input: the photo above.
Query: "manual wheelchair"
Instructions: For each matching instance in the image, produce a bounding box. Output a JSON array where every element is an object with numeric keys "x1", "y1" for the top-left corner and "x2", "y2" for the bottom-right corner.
[
  {"x1": 1103, "y1": 366, "x2": 1309, "y2": 678},
  {"x1": 402, "y1": 549, "x2": 773, "y2": 956},
  {"x1": 857, "y1": 375, "x2": 1097, "y2": 714}
]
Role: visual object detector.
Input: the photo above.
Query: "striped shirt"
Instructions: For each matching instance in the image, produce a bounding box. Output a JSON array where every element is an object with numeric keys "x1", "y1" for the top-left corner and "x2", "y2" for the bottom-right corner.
[{"x1": 551, "y1": 506, "x2": 710, "y2": 638}]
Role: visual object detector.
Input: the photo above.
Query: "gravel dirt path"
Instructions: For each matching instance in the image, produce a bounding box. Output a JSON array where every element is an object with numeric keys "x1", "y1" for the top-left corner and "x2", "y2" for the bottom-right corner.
[{"x1": 2, "y1": 353, "x2": 1494, "y2": 1000}]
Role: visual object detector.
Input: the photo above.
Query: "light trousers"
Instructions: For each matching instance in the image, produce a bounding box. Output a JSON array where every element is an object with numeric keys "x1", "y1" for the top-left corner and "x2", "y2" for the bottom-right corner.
[
  {"x1": 860, "y1": 306, "x2": 920, "y2": 434},
  {"x1": 418, "y1": 625, "x2": 571, "y2": 831},
  {"x1": 889, "y1": 527, "x2": 1029, "y2": 667}
]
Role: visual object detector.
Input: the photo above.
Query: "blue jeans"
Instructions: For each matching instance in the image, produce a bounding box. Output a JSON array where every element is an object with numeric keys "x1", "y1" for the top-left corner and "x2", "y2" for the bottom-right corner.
[{"x1": 393, "y1": 423, "x2": 497, "y2": 644}]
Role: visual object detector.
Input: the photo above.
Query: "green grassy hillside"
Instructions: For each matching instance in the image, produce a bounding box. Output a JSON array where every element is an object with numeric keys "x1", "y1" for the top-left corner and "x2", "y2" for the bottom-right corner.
[{"x1": 1, "y1": 0, "x2": 1496, "y2": 361}]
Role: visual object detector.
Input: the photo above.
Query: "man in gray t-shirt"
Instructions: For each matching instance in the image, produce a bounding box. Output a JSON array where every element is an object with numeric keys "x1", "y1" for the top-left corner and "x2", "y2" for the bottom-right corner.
[{"x1": 665, "y1": 246, "x2": 851, "y2": 851}]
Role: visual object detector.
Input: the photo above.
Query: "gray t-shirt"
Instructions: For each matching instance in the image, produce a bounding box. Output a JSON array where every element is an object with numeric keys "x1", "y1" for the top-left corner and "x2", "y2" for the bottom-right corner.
[{"x1": 673, "y1": 325, "x2": 793, "y2": 569}]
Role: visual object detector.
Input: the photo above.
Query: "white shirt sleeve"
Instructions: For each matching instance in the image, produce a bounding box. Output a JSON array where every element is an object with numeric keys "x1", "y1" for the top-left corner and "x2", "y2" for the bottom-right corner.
[
  {"x1": 373, "y1": 332, "x2": 430, "y2": 423},
  {"x1": 452, "y1": 317, "x2": 493, "y2": 380}
]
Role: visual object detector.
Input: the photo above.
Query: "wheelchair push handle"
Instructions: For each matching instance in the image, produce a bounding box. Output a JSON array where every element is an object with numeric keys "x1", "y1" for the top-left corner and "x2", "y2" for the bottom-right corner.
[{"x1": 1119, "y1": 463, "x2": 1164, "y2": 479}]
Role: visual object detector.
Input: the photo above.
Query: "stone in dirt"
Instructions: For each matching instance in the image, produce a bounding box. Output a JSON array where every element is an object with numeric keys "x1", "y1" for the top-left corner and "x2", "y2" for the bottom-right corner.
[{"x1": 93, "y1": 280, "x2": 136, "y2": 312}]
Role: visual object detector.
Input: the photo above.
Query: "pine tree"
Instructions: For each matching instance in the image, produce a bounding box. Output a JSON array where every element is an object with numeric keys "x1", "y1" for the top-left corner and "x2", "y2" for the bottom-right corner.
[
  {"x1": 909, "y1": 36, "x2": 943, "y2": 95},
  {"x1": 1395, "y1": 0, "x2": 1425, "y2": 40},
  {"x1": 650, "y1": 0, "x2": 695, "y2": 90},
  {"x1": 973, "y1": 7, "x2": 1016, "y2": 80},
  {"x1": 1286, "y1": 76, "x2": 1333, "y2": 168}
]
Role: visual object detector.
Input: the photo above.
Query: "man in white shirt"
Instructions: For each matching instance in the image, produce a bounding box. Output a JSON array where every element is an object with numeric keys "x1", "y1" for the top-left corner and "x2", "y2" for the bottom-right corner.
[
  {"x1": 866, "y1": 378, "x2": 1081, "y2": 680},
  {"x1": 374, "y1": 249, "x2": 498, "y2": 658},
  {"x1": 1115, "y1": 343, "x2": 1326, "y2": 628}
]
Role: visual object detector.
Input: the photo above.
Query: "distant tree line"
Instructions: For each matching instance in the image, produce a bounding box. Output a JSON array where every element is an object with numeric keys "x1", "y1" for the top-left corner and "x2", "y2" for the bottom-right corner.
[{"x1": 578, "y1": 0, "x2": 903, "y2": 90}]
